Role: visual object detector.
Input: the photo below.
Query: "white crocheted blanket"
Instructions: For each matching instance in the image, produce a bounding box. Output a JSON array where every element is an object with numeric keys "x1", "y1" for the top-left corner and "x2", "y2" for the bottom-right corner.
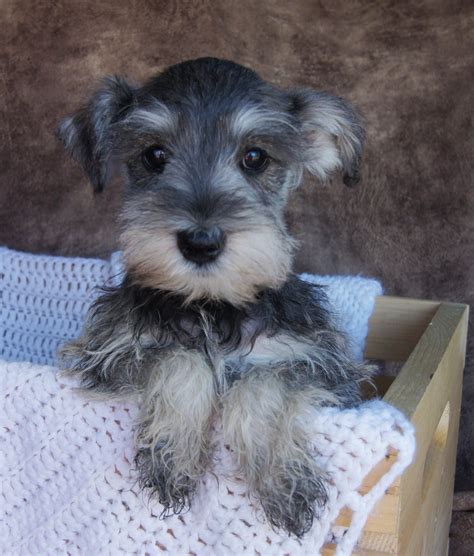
[{"x1": 0, "y1": 247, "x2": 416, "y2": 555}]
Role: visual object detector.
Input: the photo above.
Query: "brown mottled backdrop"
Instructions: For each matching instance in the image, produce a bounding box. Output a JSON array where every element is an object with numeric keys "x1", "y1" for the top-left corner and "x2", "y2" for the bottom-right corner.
[{"x1": 1, "y1": 0, "x2": 473, "y2": 549}]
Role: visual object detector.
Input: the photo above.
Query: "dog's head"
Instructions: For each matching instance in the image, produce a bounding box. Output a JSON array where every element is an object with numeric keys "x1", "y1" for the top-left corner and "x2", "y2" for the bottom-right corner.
[{"x1": 58, "y1": 57, "x2": 364, "y2": 305}]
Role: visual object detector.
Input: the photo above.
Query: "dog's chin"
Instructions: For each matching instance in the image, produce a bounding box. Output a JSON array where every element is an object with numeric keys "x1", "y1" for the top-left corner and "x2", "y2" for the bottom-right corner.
[{"x1": 127, "y1": 258, "x2": 286, "y2": 307}]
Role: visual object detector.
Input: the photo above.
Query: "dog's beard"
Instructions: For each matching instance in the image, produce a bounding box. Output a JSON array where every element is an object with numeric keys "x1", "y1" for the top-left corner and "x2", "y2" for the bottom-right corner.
[{"x1": 121, "y1": 222, "x2": 296, "y2": 306}]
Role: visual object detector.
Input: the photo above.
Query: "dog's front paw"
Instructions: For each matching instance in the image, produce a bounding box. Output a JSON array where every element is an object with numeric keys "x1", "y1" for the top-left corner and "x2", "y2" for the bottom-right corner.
[
  {"x1": 258, "y1": 463, "x2": 328, "y2": 538},
  {"x1": 135, "y1": 447, "x2": 197, "y2": 516}
]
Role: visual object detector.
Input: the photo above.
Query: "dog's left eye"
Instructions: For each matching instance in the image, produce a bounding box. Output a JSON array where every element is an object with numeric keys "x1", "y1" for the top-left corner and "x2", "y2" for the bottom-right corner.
[
  {"x1": 141, "y1": 145, "x2": 168, "y2": 173},
  {"x1": 241, "y1": 148, "x2": 269, "y2": 172}
]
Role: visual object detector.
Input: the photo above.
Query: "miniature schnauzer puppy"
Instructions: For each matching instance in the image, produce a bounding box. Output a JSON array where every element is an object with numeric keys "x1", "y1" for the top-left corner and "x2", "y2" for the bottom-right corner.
[{"x1": 58, "y1": 57, "x2": 370, "y2": 538}]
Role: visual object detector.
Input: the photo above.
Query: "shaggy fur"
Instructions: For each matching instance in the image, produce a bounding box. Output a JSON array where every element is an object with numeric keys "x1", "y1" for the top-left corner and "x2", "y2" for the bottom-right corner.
[
  {"x1": 62, "y1": 276, "x2": 370, "y2": 536},
  {"x1": 57, "y1": 57, "x2": 372, "y2": 537}
]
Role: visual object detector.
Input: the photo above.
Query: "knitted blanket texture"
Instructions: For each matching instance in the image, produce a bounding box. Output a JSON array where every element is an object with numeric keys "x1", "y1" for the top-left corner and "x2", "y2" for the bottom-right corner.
[{"x1": 0, "y1": 247, "x2": 415, "y2": 555}]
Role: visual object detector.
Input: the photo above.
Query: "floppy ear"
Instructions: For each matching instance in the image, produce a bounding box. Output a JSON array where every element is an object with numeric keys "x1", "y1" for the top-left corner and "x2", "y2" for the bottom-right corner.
[
  {"x1": 57, "y1": 75, "x2": 136, "y2": 192},
  {"x1": 292, "y1": 89, "x2": 365, "y2": 187}
]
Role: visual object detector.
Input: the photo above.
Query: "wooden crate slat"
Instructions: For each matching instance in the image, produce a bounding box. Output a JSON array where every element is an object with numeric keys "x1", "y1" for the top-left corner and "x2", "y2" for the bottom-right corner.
[
  {"x1": 392, "y1": 303, "x2": 468, "y2": 555},
  {"x1": 365, "y1": 297, "x2": 439, "y2": 362},
  {"x1": 383, "y1": 302, "x2": 467, "y2": 418}
]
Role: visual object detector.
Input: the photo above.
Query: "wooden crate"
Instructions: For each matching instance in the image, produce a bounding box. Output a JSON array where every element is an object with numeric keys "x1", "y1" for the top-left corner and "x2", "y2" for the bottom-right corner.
[{"x1": 323, "y1": 296, "x2": 469, "y2": 556}]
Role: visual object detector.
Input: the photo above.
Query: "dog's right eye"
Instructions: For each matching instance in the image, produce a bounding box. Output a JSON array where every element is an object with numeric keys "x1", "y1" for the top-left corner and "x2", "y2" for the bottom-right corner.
[
  {"x1": 240, "y1": 147, "x2": 269, "y2": 173},
  {"x1": 141, "y1": 146, "x2": 168, "y2": 173}
]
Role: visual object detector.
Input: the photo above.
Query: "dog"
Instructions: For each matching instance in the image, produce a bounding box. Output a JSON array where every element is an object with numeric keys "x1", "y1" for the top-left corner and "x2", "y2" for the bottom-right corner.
[{"x1": 58, "y1": 57, "x2": 371, "y2": 538}]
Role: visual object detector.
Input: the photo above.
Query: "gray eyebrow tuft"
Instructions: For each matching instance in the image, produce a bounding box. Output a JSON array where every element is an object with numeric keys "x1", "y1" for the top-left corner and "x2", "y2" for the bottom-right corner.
[
  {"x1": 123, "y1": 100, "x2": 178, "y2": 133},
  {"x1": 231, "y1": 105, "x2": 298, "y2": 136}
]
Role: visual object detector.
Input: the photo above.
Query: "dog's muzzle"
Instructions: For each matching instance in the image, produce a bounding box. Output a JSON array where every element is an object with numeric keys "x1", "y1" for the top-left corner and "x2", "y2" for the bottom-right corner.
[{"x1": 177, "y1": 227, "x2": 226, "y2": 265}]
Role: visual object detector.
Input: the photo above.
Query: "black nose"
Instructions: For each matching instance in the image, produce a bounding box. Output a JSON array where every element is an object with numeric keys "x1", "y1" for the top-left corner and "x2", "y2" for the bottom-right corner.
[{"x1": 177, "y1": 227, "x2": 226, "y2": 265}]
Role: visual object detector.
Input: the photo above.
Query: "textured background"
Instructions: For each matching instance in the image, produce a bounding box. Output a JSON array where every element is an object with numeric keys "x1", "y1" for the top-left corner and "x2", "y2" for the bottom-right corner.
[{"x1": 1, "y1": 0, "x2": 473, "y2": 542}]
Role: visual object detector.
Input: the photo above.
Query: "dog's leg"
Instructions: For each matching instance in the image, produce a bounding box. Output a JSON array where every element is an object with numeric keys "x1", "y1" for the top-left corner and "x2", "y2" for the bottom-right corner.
[
  {"x1": 135, "y1": 348, "x2": 216, "y2": 516},
  {"x1": 222, "y1": 366, "x2": 343, "y2": 537}
]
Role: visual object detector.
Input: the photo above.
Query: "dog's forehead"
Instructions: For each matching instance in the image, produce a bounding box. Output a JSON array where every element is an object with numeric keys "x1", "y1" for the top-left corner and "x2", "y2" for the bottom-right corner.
[
  {"x1": 128, "y1": 58, "x2": 294, "y2": 138},
  {"x1": 140, "y1": 58, "x2": 281, "y2": 110}
]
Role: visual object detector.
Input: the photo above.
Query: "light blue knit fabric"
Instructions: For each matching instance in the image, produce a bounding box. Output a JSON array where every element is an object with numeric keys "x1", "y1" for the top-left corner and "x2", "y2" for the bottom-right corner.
[{"x1": 0, "y1": 247, "x2": 382, "y2": 365}]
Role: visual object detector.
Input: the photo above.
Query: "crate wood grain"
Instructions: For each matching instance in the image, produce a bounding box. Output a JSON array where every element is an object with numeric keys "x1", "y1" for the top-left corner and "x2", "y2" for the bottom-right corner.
[{"x1": 322, "y1": 296, "x2": 469, "y2": 556}]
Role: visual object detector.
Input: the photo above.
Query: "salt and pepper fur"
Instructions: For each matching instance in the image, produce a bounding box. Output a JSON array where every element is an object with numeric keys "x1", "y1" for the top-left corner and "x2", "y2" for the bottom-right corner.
[{"x1": 59, "y1": 57, "x2": 370, "y2": 537}]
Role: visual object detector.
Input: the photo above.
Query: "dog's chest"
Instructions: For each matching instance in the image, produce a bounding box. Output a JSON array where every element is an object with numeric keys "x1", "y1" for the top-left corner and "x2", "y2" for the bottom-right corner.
[
  {"x1": 210, "y1": 331, "x2": 313, "y2": 380},
  {"x1": 176, "y1": 305, "x2": 314, "y2": 375}
]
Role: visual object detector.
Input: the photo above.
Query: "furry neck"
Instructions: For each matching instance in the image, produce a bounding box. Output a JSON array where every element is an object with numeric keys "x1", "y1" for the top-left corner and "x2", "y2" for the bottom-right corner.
[{"x1": 95, "y1": 274, "x2": 331, "y2": 351}]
